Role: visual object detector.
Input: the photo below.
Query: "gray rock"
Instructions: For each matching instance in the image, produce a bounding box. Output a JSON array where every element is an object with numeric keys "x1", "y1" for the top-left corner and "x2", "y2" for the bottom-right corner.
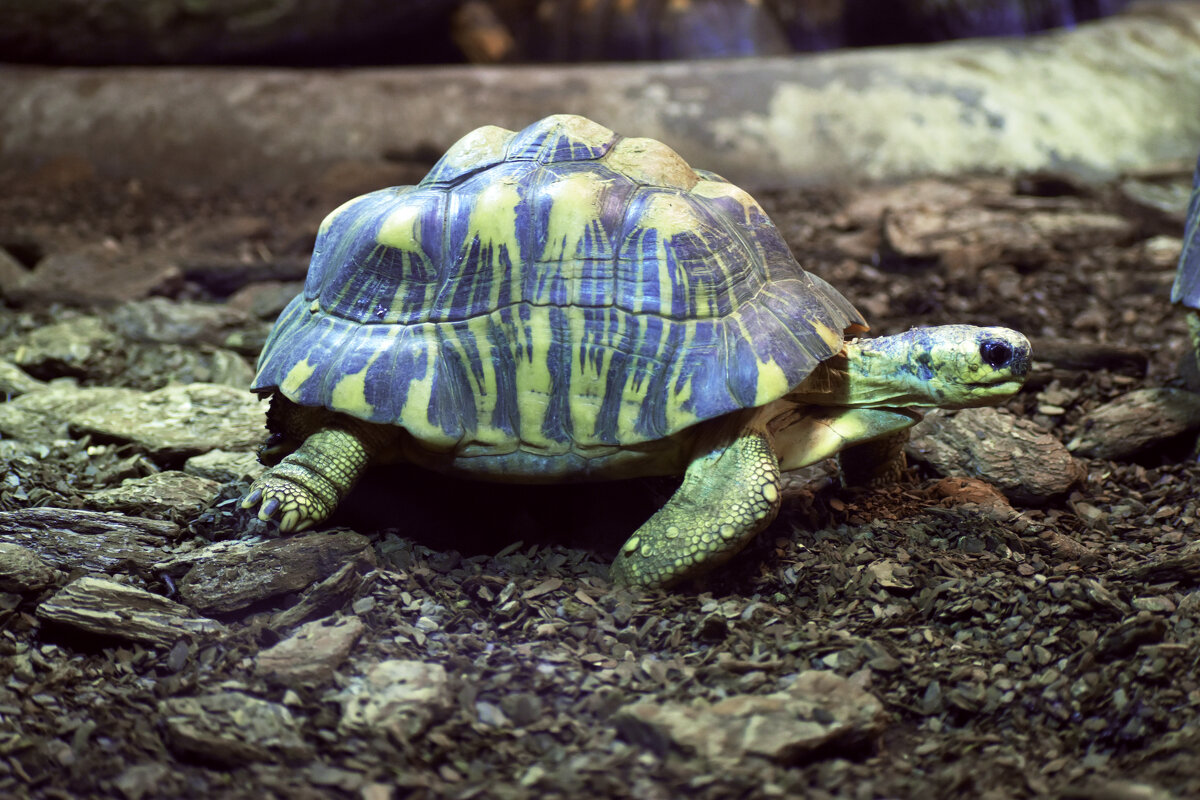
[
  {"x1": 227, "y1": 280, "x2": 306, "y2": 320},
  {"x1": 184, "y1": 448, "x2": 265, "y2": 483},
  {"x1": 0, "y1": 359, "x2": 47, "y2": 397},
  {"x1": 613, "y1": 669, "x2": 887, "y2": 764},
  {"x1": 0, "y1": 384, "x2": 140, "y2": 442},
  {"x1": 178, "y1": 531, "x2": 376, "y2": 614},
  {"x1": 336, "y1": 660, "x2": 452, "y2": 741},
  {"x1": 256, "y1": 615, "x2": 365, "y2": 685},
  {"x1": 907, "y1": 408, "x2": 1083, "y2": 504},
  {"x1": 85, "y1": 470, "x2": 222, "y2": 522},
  {"x1": 66, "y1": 382, "x2": 266, "y2": 460},
  {"x1": 0, "y1": 541, "x2": 66, "y2": 593},
  {"x1": 37, "y1": 575, "x2": 226, "y2": 646},
  {"x1": 1068, "y1": 388, "x2": 1200, "y2": 460},
  {"x1": 160, "y1": 691, "x2": 309, "y2": 765},
  {"x1": 10, "y1": 315, "x2": 121, "y2": 378},
  {"x1": 2, "y1": 242, "x2": 182, "y2": 306},
  {"x1": 109, "y1": 297, "x2": 251, "y2": 346}
]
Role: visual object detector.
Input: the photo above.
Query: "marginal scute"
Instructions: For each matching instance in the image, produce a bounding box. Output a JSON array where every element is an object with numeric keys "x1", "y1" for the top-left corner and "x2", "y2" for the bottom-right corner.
[
  {"x1": 603, "y1": 136, "x2": 699, "y2": 191},
  {"x1": 692, "y1": 178, "x2": 765, "y2": 225},
  {"x1": 425, "y1": 124, "x2": 515, "y2": 185}
]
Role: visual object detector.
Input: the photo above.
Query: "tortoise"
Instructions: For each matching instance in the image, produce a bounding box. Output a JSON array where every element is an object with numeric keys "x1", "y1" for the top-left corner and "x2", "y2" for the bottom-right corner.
[
  {"x1": 241, "y1": 114, "x2": 1031, "y2": 588},
  {"x1": 1175, "y1": 152, "x2": 1200, "y2": 385}
]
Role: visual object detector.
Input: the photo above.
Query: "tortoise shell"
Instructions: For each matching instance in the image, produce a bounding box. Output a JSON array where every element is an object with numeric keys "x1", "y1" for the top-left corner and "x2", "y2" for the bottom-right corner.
[
  {"x1": 252, "y1": 114, "x2": 865, "y2": 465},
  {"x1": 1173, "y1": 152, "x2": 1200, "y2": 311}
]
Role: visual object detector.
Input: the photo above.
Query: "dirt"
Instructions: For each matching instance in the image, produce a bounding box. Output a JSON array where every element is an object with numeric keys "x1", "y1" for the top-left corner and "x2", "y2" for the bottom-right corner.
[{"x1": 1, "y1": 159, "x2": 1199, "y2": 800}]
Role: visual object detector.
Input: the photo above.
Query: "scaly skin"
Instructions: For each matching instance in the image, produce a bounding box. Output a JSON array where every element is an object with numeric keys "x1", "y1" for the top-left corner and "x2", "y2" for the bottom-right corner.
[
  {"x1": 609, "y1": 427, "x2": 781, "y2": 588},
  {"x1": 241, "y1": 403, "x2": 395, "y2": 532}
]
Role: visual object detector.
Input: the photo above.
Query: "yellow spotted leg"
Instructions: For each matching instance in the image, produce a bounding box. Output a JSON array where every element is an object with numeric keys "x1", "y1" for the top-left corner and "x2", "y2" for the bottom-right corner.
[
  {"x1": 610, "y1": 427, "x2": 782, "y2": 588},
  {"x1": 241, "y1": 416, "x2": 389, "y2": 532}
]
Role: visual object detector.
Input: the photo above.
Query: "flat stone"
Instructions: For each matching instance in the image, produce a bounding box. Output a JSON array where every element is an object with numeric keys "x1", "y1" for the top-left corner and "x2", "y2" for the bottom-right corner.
[
  {"x1": 0, "y1": 359, "x2": 47, "y2": 397},
  {"x1": 0, "y1": 384, "x2": 137, "y2": 442},
  {"x1": 3, "y1": 241, "x2": 182, "y2": 306},
  {"x1": 85, "y1": 470, "x2": 222, "y2": 521},
  {"x1": 67, "y1": 382, "x2": 266, "y2": 461},
  {"x1": 907, "y1": 407, "x2": 1083, "y2": 504},
  {"x1": 37, "y1": 575, "x2": 226, "y2": 646},
  {"x1": 336, "y1": 660, "x2": 452, "y2": 742},
  {"x1": 9, "y1": 315, "x2": 121, "y2": 379},
  {"x1": 178, "y1": 531, "x2": 376, "y2": 614},
  {"x1": 160, "y1": 691, "x2": 309, "y2": 765},
  {"x1": 256, "y1": 615, "x2": 365, "y2": 685},
  {"x1": 613, "y1": 670, "x2": 887, "y2": 764},
  {"x1": 183, "y1": 449, "x2": 265, "y2": 483},
  {"x1": 109, "y1": 297, "x2": 252, "y2": 346},
  {"x1": 1068, "y1": 388, "x2": 1200, "y2": 459}
]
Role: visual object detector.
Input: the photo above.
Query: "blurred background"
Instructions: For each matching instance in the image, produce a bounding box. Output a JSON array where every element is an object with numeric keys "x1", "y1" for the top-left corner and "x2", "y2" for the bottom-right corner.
[{"x1": 2, "y1": 0, "x2": 1198, "y2": 193}]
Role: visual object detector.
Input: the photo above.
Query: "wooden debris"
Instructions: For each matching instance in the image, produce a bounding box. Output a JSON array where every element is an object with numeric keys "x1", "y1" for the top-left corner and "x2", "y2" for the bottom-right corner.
[
  {"x1": 160, "y1": 692, "x2": 310, "y2": 765},
  {"x1": 0, "y1": 541, "x2": 66, "y2": 592},
  {"x1": 612, "y1": 670, "x2": 887, "y2": 764},
  {"x1": 907, "y1": 408, "x2": 1083, "y2": 503},
  {"x1": 335, "y1": 660, "x2": 453, "y2": 742},
  {"x1": 269, "y1": 559, "x2": 375, "y2": 632},
  {"x1": 256, "y1": 615, "x2": 364, "y2": 686},
  {"x1": 0, "y1": 507, "x2": 180, "y2": 574},
  {"x1": 178, "y1": 531, "x2": 376, "y2": 614},
  {"x1": 1069, "y1": 388, "x2": 1200, "y2": 459},
  {"x1": 1028, "y1": 338, "x2": 1149, "y2": 377},
  {"x1": 36, "y1": 575, "x2": 226, "y2": 646}
]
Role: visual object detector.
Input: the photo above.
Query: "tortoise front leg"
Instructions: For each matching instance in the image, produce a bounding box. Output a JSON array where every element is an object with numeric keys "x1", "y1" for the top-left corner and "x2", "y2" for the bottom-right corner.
[
  {"x1": 610, "y1": 427, "x2": 781, "y2": 588},
  {"x1": 242, "y1": 414, "x2": 393, "y2": 533}
]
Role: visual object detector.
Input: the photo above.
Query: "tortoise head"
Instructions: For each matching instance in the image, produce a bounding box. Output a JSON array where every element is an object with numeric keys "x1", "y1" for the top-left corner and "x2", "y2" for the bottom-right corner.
[{"x1": 840, "y1": 325, "x2": 1031, "y2": 408}]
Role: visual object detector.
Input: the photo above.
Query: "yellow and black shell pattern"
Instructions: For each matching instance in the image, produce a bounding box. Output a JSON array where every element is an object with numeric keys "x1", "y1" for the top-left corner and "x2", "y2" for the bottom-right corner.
[{"x1": 251, "y1": 115, "x2": 866, "y2": 471}]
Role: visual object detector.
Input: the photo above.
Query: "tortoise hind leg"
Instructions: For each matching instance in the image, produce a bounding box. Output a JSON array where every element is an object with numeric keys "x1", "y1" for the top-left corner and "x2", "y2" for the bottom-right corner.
[{"x1": 610, "y1": 427, "x2": 782, "y2": 588}]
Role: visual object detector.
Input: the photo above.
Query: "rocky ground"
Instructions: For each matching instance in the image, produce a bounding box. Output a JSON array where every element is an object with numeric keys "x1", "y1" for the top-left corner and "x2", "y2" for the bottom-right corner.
[{"x1": 1, "y1": 156, "x2": 1199, "y2": 799}]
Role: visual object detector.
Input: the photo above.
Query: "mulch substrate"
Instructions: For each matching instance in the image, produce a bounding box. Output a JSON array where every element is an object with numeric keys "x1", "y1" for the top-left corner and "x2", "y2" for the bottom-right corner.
[{"x1": 1, "y1": 160, "x2": 1198, "y2": 799}]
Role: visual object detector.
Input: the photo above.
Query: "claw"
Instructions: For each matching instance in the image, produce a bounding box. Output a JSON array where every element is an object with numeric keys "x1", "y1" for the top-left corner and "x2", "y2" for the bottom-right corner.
[
  {"x1": 241, "y1": 487, "x2": 263, "y2": 509},
  {"x1": 259, "y1": 496, "x2": 281, "y2": 520}
]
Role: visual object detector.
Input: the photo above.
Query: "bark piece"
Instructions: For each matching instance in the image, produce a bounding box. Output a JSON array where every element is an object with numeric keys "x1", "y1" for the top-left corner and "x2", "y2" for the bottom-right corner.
[
  {"x1": 1028, "y1": 338, "x2": 1149, "y2": 377},
  {"x1": 256, "y1": 615, "x2": 365, "y2": 686},
  {"x1": 269, "y1": 559, "x2": 373, "y2": 631},
  {"x1": 67, "y1": 382, "x2": 266, "y2": 460},
  {"x1": 0, "y1": 507, "x2": 180, "y2": 574},
  {"x1": 178, "y1": 531, "x2": 376, "y2": 614},
  {"x1": 0, "y1": 541, "x2": 66, "y2": 592},
  {"x1": 160, "y1": 692, "x2": 310, "y2": 765},
  {"x1": 336, "y1": 660, "x2": 452, "y2": 741},
  {"x1": 613, "y1": 670, "x2": 887, "y2": 764},
  {"x1": 907, "y1": 408, "x2": 1083, "y2": 503},
  {"x1": 37, "y1": 575, "x2": 226, "y2": 645},
  {"x1": 85, "y1": 471, "x2": 221, "y2": 522},
  {"x1": 1069, "y1": 388, "x2": 1200, "y2": 459}
]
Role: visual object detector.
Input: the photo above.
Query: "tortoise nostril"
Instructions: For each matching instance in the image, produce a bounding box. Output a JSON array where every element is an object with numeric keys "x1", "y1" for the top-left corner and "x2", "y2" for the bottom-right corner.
[{"x1": 980, "y1": 339, "x2": 1013, "y2": 369}]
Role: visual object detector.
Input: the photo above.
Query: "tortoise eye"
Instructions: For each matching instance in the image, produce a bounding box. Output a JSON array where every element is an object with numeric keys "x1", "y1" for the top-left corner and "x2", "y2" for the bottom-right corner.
[{"x1": 980, "y1": 339, "x2": 1013, "y2": 368}]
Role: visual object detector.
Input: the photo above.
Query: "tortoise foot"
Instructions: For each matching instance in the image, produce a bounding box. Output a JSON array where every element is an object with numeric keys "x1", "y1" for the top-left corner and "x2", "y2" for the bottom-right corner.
[
  {"x1": 241, "y1": 458, "x2": 340, "y2": 532},
  {"x1": 611, "y1": 427, "x2": 781, "y2": 589}
]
